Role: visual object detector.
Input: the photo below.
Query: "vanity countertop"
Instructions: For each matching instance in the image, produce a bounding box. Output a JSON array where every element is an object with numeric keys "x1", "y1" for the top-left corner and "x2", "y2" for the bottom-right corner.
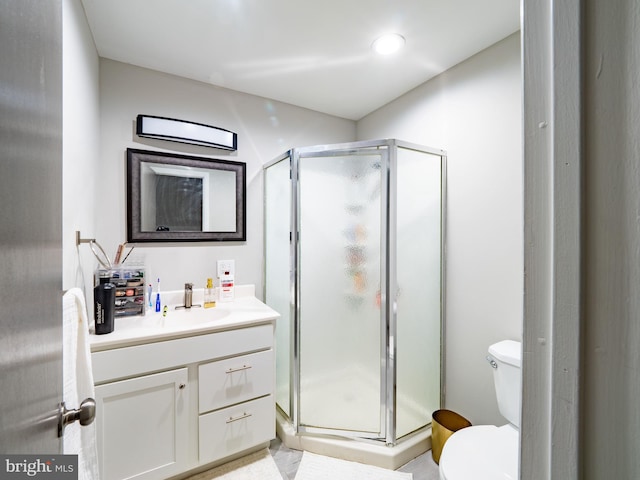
[{"x1": 89, "y1": 285, "x2": 279, "y2": 352}]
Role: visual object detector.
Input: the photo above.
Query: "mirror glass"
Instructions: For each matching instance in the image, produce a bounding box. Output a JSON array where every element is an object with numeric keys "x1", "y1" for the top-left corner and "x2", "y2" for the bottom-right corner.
[{"x1": 127, "y1": 148, "x2": 246, "y2": 242}]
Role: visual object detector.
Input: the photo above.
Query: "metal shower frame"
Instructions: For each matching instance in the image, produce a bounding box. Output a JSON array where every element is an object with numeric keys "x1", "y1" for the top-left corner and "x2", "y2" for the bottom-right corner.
[{"x1": 264, "y1": 138, "x2": 447, "y2": 446}]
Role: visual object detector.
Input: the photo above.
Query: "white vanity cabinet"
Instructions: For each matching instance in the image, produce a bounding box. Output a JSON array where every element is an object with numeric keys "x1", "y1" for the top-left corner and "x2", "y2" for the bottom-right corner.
[{"x1": 91, "y1": 320, "x2": 276, "y2": 480}]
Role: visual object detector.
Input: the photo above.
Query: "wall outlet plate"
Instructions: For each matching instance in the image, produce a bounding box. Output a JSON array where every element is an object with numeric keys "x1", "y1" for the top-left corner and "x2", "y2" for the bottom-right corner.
[{"x1": 216, "y1": 259, "x2": 235, "y2": 277}]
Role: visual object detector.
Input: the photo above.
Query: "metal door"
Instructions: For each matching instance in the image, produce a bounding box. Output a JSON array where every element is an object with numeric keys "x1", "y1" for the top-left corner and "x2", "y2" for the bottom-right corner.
[{"x1": 0, "y1": 0, "x2": 63, "y2": 453}]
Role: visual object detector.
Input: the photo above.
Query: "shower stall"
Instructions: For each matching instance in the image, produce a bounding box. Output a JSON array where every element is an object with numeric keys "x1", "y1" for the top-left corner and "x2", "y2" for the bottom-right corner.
[{"x1": 264, "y1": 139, "x2": 446, "y2": 459}]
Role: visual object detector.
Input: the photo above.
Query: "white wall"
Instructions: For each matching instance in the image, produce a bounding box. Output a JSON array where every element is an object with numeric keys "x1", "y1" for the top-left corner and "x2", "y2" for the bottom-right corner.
[
  {"x1": 358, "y1": 33, "x2": 523, "y2": 425},
  {"x1": 96, "y1": 59, "x2": 355, "y2": 298},
  {"x1": 62, "y1": 0, "x2": 100, "y2": 293}
]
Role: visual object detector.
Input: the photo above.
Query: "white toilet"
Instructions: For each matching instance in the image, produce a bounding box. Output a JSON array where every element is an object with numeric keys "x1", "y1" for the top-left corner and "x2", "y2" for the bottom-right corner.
[{"x1": 439, "y1": 340, "x2": 521, "y2": 480}]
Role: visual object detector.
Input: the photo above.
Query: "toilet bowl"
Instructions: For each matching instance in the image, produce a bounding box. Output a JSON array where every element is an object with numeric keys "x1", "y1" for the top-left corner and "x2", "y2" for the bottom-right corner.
[
  {"x1": 439, "y1": 424, "x2": 518, "y2": 480},
  {"x1": 438, "y1": 340, "x2": 521, "y2": 480}
]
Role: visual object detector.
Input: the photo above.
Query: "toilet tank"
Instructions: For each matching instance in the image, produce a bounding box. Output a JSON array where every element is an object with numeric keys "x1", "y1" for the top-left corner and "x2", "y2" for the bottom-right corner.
[{"x1": 487, "y1": 340, "x2": 522, "y2": 428}]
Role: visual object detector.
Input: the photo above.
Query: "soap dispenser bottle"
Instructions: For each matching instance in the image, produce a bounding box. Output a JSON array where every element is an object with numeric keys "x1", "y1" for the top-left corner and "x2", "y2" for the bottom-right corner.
[{"x1": 204, "y1": 278, "x2": 216, "y2": 308}]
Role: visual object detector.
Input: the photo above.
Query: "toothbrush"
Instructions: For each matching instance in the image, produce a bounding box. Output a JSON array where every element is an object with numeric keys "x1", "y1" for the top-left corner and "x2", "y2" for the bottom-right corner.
[
  {"x1": 155, "y1": 278, "x2": 161, "y2": 312},
  {"x1": 148, "y1": 284, "x2": 153, "y2": 308}
]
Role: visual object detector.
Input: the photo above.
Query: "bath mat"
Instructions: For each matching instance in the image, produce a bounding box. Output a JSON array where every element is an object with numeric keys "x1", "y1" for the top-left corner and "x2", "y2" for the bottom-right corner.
[
  {"x1": 184, "y1": 449, "x2": 283, "y2": 480},
  {"x1": 294, "y1": 451, "x2": 413, "y2": 480}
]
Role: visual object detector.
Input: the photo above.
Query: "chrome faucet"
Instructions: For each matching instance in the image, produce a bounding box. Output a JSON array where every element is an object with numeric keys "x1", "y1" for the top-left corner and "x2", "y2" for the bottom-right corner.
[{"x1": 176, "y1": 282, "x2": 201, "y2": 309}]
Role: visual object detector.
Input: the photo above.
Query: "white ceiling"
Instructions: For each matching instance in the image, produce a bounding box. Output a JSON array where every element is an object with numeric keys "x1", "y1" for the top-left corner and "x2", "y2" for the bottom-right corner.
[{"x1": 80, "y1": 0, "x2": 520, "y2": 121}]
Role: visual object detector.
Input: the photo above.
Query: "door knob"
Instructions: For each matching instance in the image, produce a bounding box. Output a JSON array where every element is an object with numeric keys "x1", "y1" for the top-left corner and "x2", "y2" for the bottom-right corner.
[{"x1": 58, "y1": 397, "x2": 96, "y2": 437}]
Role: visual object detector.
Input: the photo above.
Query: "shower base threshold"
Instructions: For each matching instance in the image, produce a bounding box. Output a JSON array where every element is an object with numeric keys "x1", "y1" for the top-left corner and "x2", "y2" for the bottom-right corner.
[{"x1": 275, "y1": 409, "x2": 432, "y2": 470}]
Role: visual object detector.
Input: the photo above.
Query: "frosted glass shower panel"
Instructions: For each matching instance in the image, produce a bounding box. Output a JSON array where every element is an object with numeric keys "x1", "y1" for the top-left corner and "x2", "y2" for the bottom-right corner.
[
  {"x1": 264, "y1": 157, "x2": 292, "y2": 417},
  {"x1": 298, "y1": 153, "x2": 383, "y2": 435},
  {"x1": 395, "y1": 148, "x2": 443, "y2": 438}
]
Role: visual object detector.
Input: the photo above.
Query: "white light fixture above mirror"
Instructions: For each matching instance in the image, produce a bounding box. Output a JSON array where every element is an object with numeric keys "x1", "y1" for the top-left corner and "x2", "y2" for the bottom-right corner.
[
  {"x1": 136, "y1": 115, "x2": 238, "y2": 151},
  {"x1": 372, "y1": 33, "x2": 406, "y2": 55}
]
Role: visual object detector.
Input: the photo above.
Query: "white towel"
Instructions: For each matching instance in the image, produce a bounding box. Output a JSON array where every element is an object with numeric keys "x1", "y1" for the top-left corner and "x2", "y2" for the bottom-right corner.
[{"x1": 63, "y1": 288, "x2": 100, "y2": 480}]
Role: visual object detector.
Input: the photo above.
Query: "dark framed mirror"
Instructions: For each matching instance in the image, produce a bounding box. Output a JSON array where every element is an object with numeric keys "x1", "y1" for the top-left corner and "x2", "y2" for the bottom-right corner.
[{"x1": 126, "y1": 148, "x2": 246, "y2": 242}]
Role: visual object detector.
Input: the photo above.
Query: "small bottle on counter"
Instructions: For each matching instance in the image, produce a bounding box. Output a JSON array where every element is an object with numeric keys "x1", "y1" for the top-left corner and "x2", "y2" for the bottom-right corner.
[
  {"x1": 219, "y1": 271, "x2": 235, "y2": 302},
  {"x1": 94, "y1": 271, "x2": 116, "y2": 334},
  {"x1": 204, "y1": 277, "x2": 216, "y2": 308}
]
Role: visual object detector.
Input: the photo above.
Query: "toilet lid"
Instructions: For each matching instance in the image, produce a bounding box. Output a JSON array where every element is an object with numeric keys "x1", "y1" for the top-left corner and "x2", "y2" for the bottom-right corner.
[{"x1": 439, "y1": 425, "x2": 519, "y2": 480}]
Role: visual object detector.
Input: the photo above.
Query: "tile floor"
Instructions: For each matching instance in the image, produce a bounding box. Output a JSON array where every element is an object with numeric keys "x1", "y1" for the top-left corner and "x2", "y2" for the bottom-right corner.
[{"x1": 269, "y1": 436, "x2": 441, "y2": 480}]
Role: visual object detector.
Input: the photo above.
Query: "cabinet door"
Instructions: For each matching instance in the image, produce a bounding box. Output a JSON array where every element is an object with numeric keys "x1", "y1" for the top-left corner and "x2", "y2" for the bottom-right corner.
[{"x1": 95, "y1": 368, "x2": 188, "y2": 480}]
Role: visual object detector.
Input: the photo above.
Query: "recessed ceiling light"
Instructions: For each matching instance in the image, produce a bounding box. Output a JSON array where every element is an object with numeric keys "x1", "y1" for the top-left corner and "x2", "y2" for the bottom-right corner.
[{"x1": 372, "y1": 33, "x2": 405, "y2": 55}]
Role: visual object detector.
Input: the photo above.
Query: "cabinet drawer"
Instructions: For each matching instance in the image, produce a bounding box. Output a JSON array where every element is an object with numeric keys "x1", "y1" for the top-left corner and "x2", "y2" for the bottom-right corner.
[
  {"x1": 93, "y1": 323, "x2": 273, "y2": 383},
  {"x1": 198, "y1": 395, "x2": 274, "y2": 464},
  {"x1": 199, "y1": 349, "x2": 273, "y2": 413}
]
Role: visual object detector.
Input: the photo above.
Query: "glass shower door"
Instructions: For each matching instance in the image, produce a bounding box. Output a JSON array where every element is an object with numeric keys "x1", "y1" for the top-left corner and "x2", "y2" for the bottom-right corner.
[
  {"x1": 296, "y1": 149, "x2": 385, "y2": 437},
  {"x1": 264, "y1": 155, "x2": 292, "y2": 417},
  {"x1": 395, "y1": 147, "x2": 443, "y2": 438}
]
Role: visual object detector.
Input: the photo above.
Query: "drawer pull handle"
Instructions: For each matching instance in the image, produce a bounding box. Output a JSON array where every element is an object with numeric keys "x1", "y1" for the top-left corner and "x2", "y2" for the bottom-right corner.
[
  {"x1": 226, "y1": 364, "x2": 252, "y2": 374},
  {"x1": 179, "y1": 383, "x2": 186, "y2": 390},
  {"x1": 226, "y1": 412, "x2": 252, "y2": 424}
]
